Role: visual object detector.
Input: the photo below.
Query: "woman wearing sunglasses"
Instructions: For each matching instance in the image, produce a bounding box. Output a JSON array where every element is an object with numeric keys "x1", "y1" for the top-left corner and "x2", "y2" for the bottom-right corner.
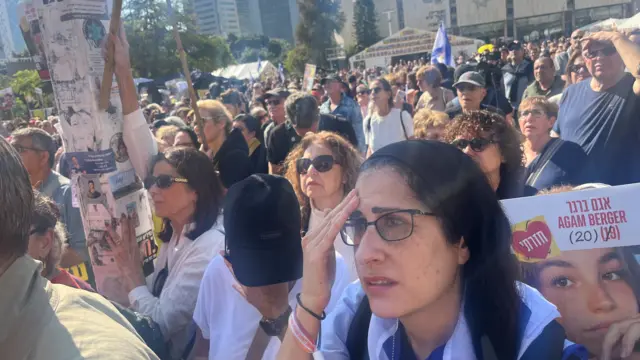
[
  {"x1": 110, "y1": 30, "x2": 227, "y2": 359},
  {"x1": 444, "y1": 110, "x2": 525, "y2": 200},
  {"x1": 275, "y1": 140, "x2": 585, "y2": 360},
  {"x1": 364, "y1": 78, "x2": 414, "y2": 158},
  {"x1": 28, "y1": 190, "x2": 94, "y2": 291},
  {"x1": 518, "y1": 97, "x2": 587, "y2": 195},
  {"x1": 549, "y1": 52, "x2": 591, "y2": 104},
  {"x1": 284, "y1": 131, "x2": 362, "y2": 280}
]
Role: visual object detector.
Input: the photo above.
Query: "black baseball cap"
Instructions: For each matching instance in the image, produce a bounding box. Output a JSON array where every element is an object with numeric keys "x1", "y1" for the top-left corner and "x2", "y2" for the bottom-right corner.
[
  {"x1": 263, "y1": 88, "x2": 290, "y2": 100},
  {"x1": 320, "y1": 74, "x2": 342, "y2": 85},
  {"x1": 453, "y1": 71, "x2": 486, "y2": 88},
  {"x1": 223, "y1": 174, "x2": 303, "y2": 287},
  {"x1": 508, "y1": 41, "x2": 523, "y2": 51}
]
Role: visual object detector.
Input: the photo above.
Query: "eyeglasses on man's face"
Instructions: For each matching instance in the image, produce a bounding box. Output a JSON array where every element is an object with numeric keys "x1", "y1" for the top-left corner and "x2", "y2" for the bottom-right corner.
[{"x1": 341, "y1": 209, "x2": 434, "y2": 246}]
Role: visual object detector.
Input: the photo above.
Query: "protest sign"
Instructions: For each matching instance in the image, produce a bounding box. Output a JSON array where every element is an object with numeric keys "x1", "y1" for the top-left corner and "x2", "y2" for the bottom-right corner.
[
  {"x1": 303, "y1": 64, "x2": 317, "y2": 92},
  {"x1": 501, "y1": 183, "x2": 640, "y2": 358}
]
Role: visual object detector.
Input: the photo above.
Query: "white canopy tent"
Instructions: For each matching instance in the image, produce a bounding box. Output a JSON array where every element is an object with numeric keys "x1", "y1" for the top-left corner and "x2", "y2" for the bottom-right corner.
[
  {"x1": 349, "y1": 28, "x2": 484, "y2": 69},
  {"x1": 578, "y1": 18, "x2": 624, "y2": 32},
  {"x1": 212, "y1": 60, "x2": 277, "y2": 80},
  {"x1": 618, "y1": 13, "x2": 640, "y2": 29}
]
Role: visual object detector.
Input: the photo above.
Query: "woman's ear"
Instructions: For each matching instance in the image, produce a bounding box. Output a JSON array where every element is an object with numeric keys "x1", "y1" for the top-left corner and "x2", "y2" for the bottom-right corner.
[{"x1": 457, "y1": 237, "x2": 470, "y2": 265}]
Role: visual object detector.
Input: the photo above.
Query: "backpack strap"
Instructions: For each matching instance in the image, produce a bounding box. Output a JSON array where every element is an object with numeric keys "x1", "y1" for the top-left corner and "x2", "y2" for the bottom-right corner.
[
  {"x1": 399, "y1": 111, "x2": 408, "y2": 140},
  {"x1": 346, "y1": 296, "x2": 372, "y2": 360}
]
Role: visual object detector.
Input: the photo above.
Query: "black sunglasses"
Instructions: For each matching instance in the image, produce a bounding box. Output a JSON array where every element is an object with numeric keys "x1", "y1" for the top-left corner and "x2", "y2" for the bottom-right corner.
[
  {"x1": 451, "y1": 138, "x2": 495, "y2": 152},
  {"x1": 342, "y1": 209, "x2": 434, "y2": 246},
  {"x1": 144, "y1": 174, "x2": 189, "y2": 189},
  {"x1": 568, "y1": 64, "x2": 587, "y2": 73},
  {"x1": 357, "y1": 90, "x2": 371, "y2": 95},
  {"x1": 266, "y1": 99, "x2": 282, "y2": 106},
  {"x1": 296, "y1": 155, "x2": 336, "y2": 175},
  {"x1": 583, "y1": 46, "x2": 616, "y2": 59},
  {"x1": 370, "y1": 87, "x2": 384, "y2": 94}
]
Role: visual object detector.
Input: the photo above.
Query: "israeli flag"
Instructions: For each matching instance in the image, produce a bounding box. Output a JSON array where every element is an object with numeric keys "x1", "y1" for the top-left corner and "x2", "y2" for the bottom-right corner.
[
  {"x1": 249, "y1": 72, "x2": 255, "y2": 84},
  {"x1": 278, "y1": 63, "x2": 285, "y2": 83},
  {"x1": 431, "y1": 23, "x2": 454, "y2": 67},
  {"x1": 257, "y1": 57, "x2": 262, "y2": 74}
]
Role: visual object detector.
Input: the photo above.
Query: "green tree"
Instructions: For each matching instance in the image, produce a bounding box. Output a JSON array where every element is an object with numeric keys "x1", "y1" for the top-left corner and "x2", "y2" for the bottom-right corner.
[
  {"x1": 0, "y1": 74, "x2": 11, "y2": 89},
  {"x1": 10, "y1": 70, "x2": 42, "y2": 99},
  {"x1": 295, "y1": 0, "x2": 345, "y2": 67},
  {"x1": 353, "y1": 0, "x2": 380, "y2": 52},
  {"x1": 284, "y1": 45, "x2": 311, "y2": 76}
]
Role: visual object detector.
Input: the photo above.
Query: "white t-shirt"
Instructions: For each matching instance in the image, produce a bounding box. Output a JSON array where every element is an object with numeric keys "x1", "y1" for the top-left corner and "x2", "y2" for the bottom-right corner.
[
  {"x1": 193, "y1": 254, "x2": 352, "y2": 360},
  {"x1": 365, "y1": 108, "x2": 413, "y2": 153}
]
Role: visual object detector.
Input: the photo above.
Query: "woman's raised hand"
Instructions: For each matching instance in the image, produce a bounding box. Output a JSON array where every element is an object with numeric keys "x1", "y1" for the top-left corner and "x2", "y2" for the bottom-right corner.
[{"x1": 298, "y1": 190, "x2": 359, "y2": 314}]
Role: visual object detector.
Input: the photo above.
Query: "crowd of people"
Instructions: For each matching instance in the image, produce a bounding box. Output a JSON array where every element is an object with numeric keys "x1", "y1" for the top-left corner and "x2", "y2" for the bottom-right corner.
[{"x1": 1, "y1": 23, "x2": 640, "y2": 360}]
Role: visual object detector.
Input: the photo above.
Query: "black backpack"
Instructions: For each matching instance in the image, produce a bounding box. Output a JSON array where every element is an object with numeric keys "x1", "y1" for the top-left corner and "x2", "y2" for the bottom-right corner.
[{"x1": 345, "y1": 296, "x2": 580, "y2": 360}]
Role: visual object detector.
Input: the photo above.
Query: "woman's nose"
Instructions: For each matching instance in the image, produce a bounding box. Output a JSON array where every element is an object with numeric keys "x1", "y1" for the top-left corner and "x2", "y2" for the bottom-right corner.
[{"x1": 586, "y1": 282, "x2": 617, "y2": 313}]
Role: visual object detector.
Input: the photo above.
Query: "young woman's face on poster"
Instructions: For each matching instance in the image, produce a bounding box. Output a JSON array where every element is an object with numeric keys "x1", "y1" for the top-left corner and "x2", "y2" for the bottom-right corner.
[{"x1": 536, "y1": 248, "x2": 638, "y2": 356}]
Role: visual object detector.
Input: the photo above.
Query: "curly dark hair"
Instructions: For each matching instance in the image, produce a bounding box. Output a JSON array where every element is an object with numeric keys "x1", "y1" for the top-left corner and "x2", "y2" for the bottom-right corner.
[
  {"x1": 443, "y1": 110, "x2": 525, "y2": 199},
  {"x1": 284, "y1": 131, "x2": 362, "y2": 232}
]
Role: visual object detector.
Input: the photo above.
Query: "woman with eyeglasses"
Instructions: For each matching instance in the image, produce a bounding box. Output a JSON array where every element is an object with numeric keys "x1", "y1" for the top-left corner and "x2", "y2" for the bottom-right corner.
[
  {"x1": 233, "y1": 114, "x2": 268, "y2": 174},
  {"x1": 444, "y1": 110, "x2": 525, "y2": 200},
  {"x1": 275, "y1": 140, "x2": 584, "y2": 359},
  {"x1": 518, "y1": 97, "x2": 587, "y2": 195},
  {"x1": 108, "y1": 30, "x2": 227, "y2": 359},
  {"x1": 28, "y1": 190, "x2": 94, "y2": 291},
  {"x1": 364, "y1": 78, "x2": 414, "y2": 158},
  {"x1": 284, "y1": 131, "x2": 362, "y2": 280}
]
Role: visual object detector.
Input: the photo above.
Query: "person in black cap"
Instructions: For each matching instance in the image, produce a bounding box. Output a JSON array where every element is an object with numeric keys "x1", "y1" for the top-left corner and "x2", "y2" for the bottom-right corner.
[
  {"x1": 191, "y1": 174, "x2": 350, "y2": 360},
  {"x1": 502, "y1": 41, "x2": 534, "y2": 111},
  {"x1": 449, "y1": 65, "x2": 513, "y2": 123},
  {"x1": 262, "y1": 88, "x2": 290, "y2": 147},
  {"x1": 220, "y1": 89, "x2": 246, "y2": 118},
  {"x1": 267, "y1": 92, "x2": 358, "y2": 175},
  {"x1": 445, "y1": 71, "x2": 505, "y2": 119}
]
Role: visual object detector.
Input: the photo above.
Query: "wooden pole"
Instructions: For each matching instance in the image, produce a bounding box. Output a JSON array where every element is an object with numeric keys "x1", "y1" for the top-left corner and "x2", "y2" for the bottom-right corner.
[
  {"x1": 166, "y1": 0, "x2": 208, "y2": 152},
  {"x1": 99, "y1": 0, "x2": 123, "y2": 110}
]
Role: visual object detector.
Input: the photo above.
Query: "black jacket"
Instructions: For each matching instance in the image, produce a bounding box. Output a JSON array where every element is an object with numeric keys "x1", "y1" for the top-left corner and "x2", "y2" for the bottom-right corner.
[
  {"x1": 213, "y1": 128, "x2": 252, "y2": 188},
  {"x1": 249, "y1": 142, "x2": 269, "y2": 174},
  {"x1": 319, "y1": 114, "x2": 358, "y2": 148}
]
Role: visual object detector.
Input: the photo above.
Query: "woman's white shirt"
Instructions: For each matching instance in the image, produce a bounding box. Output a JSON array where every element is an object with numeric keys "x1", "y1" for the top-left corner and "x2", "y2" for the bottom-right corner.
[
  {"x1": 309, "y1": 206, "x2": 358, "y2": 281},
  {"x1": 366, "y1": 108, "x2": 414, "y2": 153},
  {"x1": 193, "y1": 253, "x2": 352, "y2": 360},
  {"x1": 320, "y1": 281, "x2": 561, "y2": 360},
  {"x1": 128, "y1": 218, "x2": 225, "y2": 359}
]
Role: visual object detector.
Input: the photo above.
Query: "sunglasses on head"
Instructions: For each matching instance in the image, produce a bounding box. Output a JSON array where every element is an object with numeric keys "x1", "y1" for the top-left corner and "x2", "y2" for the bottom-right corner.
[
  {"x1": 583, "y1": 46, "x2": 616, "y2": 59},
  {"x1": 451, "y1": 138, "x2": 495, "y2": 152},
  {"x1": 144, "y1": 174, "x2": 188, "y2": 189},
  {"x1": 296, "y1": 155, "x2": 336, "y2": 175},
  {"x1": 266, "y1": 99, "x2": 282, "y2": 106}
]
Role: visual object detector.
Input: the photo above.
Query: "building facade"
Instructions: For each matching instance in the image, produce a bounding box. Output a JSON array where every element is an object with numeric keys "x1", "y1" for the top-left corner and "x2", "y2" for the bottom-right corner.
[
  {"x1": 236, "y1": 0, "x2": 263, "y2": 35},
  {"x1": 258, "y1": 0, "x2": 299, "y2": 44},
  {"x1": 0, "y1": 0, "x2": 25, "y2": 62},
  {"x1": 193, "y1": 0, "x2": 242, "y2": 36},
  {"x1": 341, "y1": 0, "x2": 635, "y2": 45}
]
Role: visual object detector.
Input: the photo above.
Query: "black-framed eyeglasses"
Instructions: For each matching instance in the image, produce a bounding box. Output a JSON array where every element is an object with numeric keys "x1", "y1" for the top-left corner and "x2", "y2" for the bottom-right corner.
[
  {"x1": 583, "y1": 46, "x2": 616, "y2": 59},
  {"x1": 144, "y1": 174, "x2": 189, "y2": 189},
  {"x1": 451, "y1": 138, "x2": 495, "y2": 152},
  {"x1": 296, "y1": 155, "x2": 336, "y2": 175},
  {"x1": 13, "y1": 144, "x2": 44, "y2": 154},
  {"x1": 342, "y1": 209, "x2": 434, "y2": 246}
]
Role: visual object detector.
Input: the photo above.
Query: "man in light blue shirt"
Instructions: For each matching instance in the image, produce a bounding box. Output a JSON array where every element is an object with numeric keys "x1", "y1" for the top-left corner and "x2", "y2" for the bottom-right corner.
[
  {"x1": 320, "y1": 74, "x2": 365, "y2": 153},
  {"x1": 11, "y1": 128, "x2": 88, "y2": 267}
]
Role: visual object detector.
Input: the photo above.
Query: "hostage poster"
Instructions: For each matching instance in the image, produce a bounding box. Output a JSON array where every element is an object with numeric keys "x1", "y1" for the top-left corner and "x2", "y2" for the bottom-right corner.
[{"x1": 501, "y1": 183, "x2": 640, "y2": 359}]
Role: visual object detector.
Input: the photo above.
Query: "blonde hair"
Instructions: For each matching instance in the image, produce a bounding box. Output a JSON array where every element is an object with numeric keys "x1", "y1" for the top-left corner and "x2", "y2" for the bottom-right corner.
[
  {"x1": 413, "y1": 109, "x2": 449, "y2": 139},
  {"x1": 284, "y1": 132, "x2": 363, "y2": 231},
  {"x1": 197, "y1": 99, "x2": 232, "y2": 134},
  {"x1": 519, "y1": 96, "x2": 559, "y2": 118}
]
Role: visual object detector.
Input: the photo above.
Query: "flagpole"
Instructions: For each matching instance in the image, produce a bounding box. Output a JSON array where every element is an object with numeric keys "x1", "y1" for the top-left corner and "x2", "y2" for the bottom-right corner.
[
  {"x1": 166, "y1": 0, "x2": 209, "y2": 152},
  {"x1": 99, "y1": 0, "x2": 123, "y2": 110}
]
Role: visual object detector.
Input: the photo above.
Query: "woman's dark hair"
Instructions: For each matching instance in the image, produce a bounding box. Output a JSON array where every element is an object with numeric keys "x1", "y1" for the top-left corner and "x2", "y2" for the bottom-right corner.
[
  {"x1": 176, "y1": 126, "x2": 201, "y2": 149},
  {"x1": 373, "y1": 78, "x2": 394, "y2": 109},
  {"x1": 234, "y1": 114, "x2": 264, "y2": 144},
  {"x1": 407, "y1": 72, "x2": 418, "y2": 91},
  {"x1": 443, "y1": 110, "x2": 525, "y2": 200},
  {"x1": 152, "y1": 147, "x2": 224, "y2": 243},
  {"x1": 360, "y1": 140, "x2": 521, "y2": 360}
]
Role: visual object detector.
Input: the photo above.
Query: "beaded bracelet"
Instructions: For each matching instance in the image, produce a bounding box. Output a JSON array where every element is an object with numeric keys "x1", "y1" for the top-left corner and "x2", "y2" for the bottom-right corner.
[{"x1": 289, "y1": 311, "x2": 316, "y2": 353}]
